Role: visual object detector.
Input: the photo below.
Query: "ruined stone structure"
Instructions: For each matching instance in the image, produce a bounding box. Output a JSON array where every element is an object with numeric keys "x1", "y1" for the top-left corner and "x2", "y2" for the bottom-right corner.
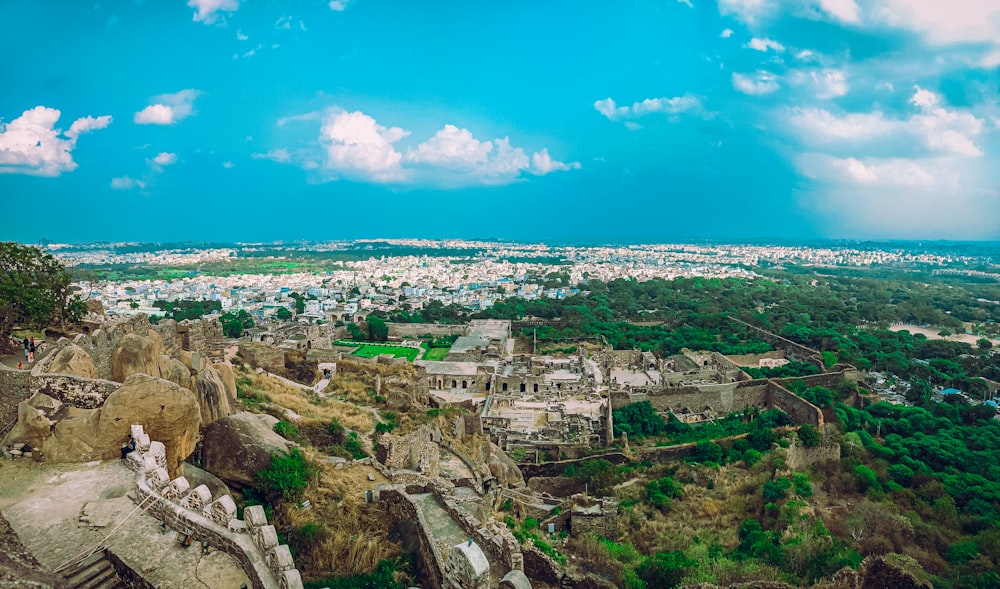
[
  {"x1": 125, "y1": 424, "x2": 303, "y2": 589},
  {"x1": 569, "y1": 498, "x2": 619, "y2": 538}
]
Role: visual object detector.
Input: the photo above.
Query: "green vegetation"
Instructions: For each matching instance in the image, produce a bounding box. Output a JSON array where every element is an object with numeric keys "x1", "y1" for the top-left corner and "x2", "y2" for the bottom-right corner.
[
  {"x1": 506, "y1": 516, "x2": 568, "y2": 565},
  {"x1": 221, "y1": 309, "x2": 255, "y2": 338},
  {"x1": 420, "y1": 346, "x2": 450, "y2": 361},
  {"x1": 334, "y1": 341, "x2": 420, "y2": 362},
  {"x1": 152, "y1": 299, "x2": 222, "y2": 321},
  {"x1": 0, "y1": 242, "x2": 85, "y2": 345},
  {"x1": 256, "y1": 447, "x2": 314, "y2": 503},
  {"x1": 302, "y1": 557, "x2": 412, "y2": 589}
]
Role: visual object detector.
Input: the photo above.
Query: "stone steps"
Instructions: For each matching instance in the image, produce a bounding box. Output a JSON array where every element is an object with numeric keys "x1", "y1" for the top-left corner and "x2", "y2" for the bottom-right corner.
[{"x1": 60, "y1": 550, "x2": 125, "y2": 589}]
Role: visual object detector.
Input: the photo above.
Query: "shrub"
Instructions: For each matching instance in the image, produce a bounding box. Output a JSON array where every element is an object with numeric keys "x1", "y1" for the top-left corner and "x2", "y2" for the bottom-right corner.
[
  {"x1": 257, "y1": 447, "x2": 313, "y2": 503},
  {"x1": 793, "y1": 472, "x2": 813, "y2": 498},
  {"x1": 797, "y1": 424, "x2": 821, "y2": 447},
  {"x1": 274, "y1": 420, "x2": 299, "y2": 440}
]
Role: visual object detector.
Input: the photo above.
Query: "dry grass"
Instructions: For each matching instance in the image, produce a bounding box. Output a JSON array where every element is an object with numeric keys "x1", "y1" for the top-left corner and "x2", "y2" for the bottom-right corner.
[
  {"x1": 237, "y1": 368, "x2": 374, "y2": 433},
  {"x1": 276, "y1": 459, "x2": 397, "y2": 578}
]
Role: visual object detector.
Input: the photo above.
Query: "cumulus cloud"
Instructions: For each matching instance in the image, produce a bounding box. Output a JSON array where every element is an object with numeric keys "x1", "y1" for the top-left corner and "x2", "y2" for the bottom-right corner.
[
  {"x1": 110, "y1": 176, "x2": 146, "y2": 190},
  {"x1": 406, "y1": 126, "x2": 579, "y2": 182},
  {"x1": 594, "y1": 96, "x2": 702, "y2": 123},
  {"x1": 66, "y1": 115, "x2": 112, "y2": 140},
  {"x1": 816, "y1": 0, "x2": 860, "y2": 23},
  {"x1": 746, "y1": 37, "x2": 785, "y2": 52},
  {"x1": 187, "y1": 0, "x2": 238, "y2": 24},
  {"x1": 0, "y1": 106, "x2": 112, "y2": 177},
  {"x1": 151, "y1": 152, "x2": 177, "y2": 166},
  {"x1": 263, "y1": 109, "x2": 579, "y2": 186},
  {"x1": 721, "y1": 28, "x2": 734, "y2": 38},
  {"x1": 720, "y1": 0, "x2": 860, "y2": 27},
  {"x1": 732, "y1": 71, "x2": 780, "y2": 95},
  {"x1": 530, "y1": 149, "x2": 581, "y2": 175},
  {"x1": 134, "y1": 89, "x2": 200, "y2": 125},
  {"x1": 320, "y1": 110, "x2": 410, "y2": 182},
  {"x1": 328, "y1": 0, "x2": 351, "y2": 10},
  {"x1": 873, "y1": 0, "x2": 1000, "y2": 45}
]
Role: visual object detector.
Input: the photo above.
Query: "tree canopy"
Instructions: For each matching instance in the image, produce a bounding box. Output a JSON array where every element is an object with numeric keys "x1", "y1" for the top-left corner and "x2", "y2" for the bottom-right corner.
[{"x1": 0, "y1": 242, "x2": 83, "y2": 348}]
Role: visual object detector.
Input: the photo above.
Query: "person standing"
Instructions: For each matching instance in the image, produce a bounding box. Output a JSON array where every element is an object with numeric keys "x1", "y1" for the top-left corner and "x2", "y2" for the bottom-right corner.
[{"x1": 23, "y1": 338, "x2": 29, "y2": 362}]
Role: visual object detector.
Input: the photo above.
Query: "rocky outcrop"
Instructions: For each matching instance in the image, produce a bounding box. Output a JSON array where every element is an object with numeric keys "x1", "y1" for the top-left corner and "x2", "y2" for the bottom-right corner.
[
  {"x1": 158, "y1": 355, "x2": 191, "y2": 389},
  {"x1": 201, "y1": 412, "x2": 295, "y2": 490},
  {"x1": 99, "y1": 374, "x2": 201, "y2": 477},
  {"x1": 194, "y1": 367, "x2": 233, "y2": 425},
  {"x1": 214, "y1": 361, "x2": 239, "y2": 405},
  {"x1": 46, "y1": 344, "x2": 98, "y2": 379},
  {"x1": 111, "y1": 333, "x2": 162, "y2": 382},
  {"x1": 486, "y1": 442, "x2": 525, "y2": 488},
  {"x1": 3, "y1": 374, "x2": 200, "y2": 477}
]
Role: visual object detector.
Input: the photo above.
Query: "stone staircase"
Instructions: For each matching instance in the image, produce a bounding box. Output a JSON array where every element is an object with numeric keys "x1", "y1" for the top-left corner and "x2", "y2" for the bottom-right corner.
[{"x1": 59, "y1": 550, "x2": 125, "y2": 589}]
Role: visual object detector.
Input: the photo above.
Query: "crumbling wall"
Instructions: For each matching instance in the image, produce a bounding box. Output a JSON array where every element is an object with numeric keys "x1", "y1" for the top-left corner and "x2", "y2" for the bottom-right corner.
[
  {"x1": 387, "y1": 323, "x2": 466, "y2": 338},
  {"x1": 239, "y1": 343, "x2": 285, "y2": 374},
  {"x1": 380, "y1": 487, "x2": 445, "y2": 589},
  {"x1": 0, "y1": 366, "x2": 31, "y2": 436},
  {"x1": 767, "y1": 382, "x2": 823, "y2": 427}
]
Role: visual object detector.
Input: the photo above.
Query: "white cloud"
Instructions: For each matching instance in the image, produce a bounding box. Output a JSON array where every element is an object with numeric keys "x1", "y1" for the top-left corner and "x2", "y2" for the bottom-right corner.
[
  {"x1": 406, "y1": 125, "x2": 491, "y2": 167},
  {"x1": 236, "y1": 28, "x2": 248, "y2": 41},
  {"x1": 789, "y1": 68, "x2": 848, "y2": 99},
  {"x1": 0, "y1": 106, "x2": 111, "y2": 177},
  {"x1": 874, "y1": 0, "x2": 1000, "y2": 45},
  {"x1": 151, "y1": 152, "x2": 177, "y2": 166},
  {"x1": 275, "y1": 16, "x2": 292, "y2": 30},
  {"x1": 746, "y1": 37, "x2": 785, "y2": 52},
  {"x1": 718, "y1": 0, "x2": 770, "y2": 25},
  {"x1": 721, "y1": 28, "x2": 734, "y2": 38},
  {"x1": 65, "y1": 115, "x2": 112, "y2": 140},
  {"x1": 677, "y1": 0, "x2": 693, "y2": 7},
  {"x1": 134, "y1": 89, "x2": 200, "y2": 125},
  {"x1": 530, "y1": 148, "x2": 581, "y2": 175},
  {"x1": 329, "y1": 0, "x2": 351, "y2": 10},
  {"x1": 110, "y1": 176, "x2": 146, "y2": 190},
  {"x1": 406, "y1": 125, "x2": 579, "y2": 182},
  {"x1": 320, "y1": 110, "x2": 409, "y2": 182},
  {"x1": 222, "y1": 161, "x2": 235, "y2": 168},
  {"x1": 788, "y1": 108, "x2": 893, "y2": 141},
  {"x1": 594, "y1": 96, "x2": 702, "y2": 122},
  {"x1": 732, "y1": 71, "x2": 780, "y2": 95},
  {"x1": 187, "y1": 0, "x2": 238, "y2": 25},
  {"x1": 910, "y1": 85, "x2": 940, "y2": 108},
  {"x1": 816, "y1": 0, "x2": 860, "y2": 23},
  {"x1": 795, "y1": 49, "x2": 814, "y2": 61}
]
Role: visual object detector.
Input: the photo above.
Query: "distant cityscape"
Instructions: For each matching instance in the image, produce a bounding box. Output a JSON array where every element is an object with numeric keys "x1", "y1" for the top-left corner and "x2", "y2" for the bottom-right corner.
[{"x1": 49, "y1": 239, "x2": 1000, "y2": 324}]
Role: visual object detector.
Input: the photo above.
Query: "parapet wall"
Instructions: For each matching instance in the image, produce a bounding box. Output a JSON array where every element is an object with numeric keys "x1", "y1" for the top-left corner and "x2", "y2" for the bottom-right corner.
[
  {"x1": 0, "y1": 363, "x2": 122, "y2": 436},
  {"x1": 379, "y1": 487, "x2": 446, "y2": 589},
  {"x1": 126, "y1": 425, "x2": 302, "y2": 589},
  {"x1": 0, "y1": 366, "x2": 30, "y2": 436},
  {"x1": 767, "y1": 381, "x2": 823, "y2": 427}
]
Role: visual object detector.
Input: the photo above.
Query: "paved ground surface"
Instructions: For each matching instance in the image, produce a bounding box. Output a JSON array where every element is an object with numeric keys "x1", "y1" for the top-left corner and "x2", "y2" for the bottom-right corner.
[
  {"x1": 408, "y1": 492, "x2": 506, "y2": 582},
  {"x1": 0, "y1": 459, "x2": 250, "y2": 589}
]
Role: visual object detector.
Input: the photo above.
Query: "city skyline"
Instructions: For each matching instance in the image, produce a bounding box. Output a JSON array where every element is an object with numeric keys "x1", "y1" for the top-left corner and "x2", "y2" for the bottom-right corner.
[{"x1": 2, "y1": 1, "x2": 1000, "y2": 243}]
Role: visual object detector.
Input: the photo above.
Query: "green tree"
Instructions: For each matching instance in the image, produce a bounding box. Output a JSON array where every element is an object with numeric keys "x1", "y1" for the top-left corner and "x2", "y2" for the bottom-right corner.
[
  {"x1": 978, "y1": 338, "x2": 993, "y2": 350},
  {"x1": 367, "y1": 316, "x2": 389, "y2": 342},
  {"x1": 275, "y1": 307, "x2": 292, "y2": 321},
  {"x1": 0, "y1": 242, "x2": 83, "y2": 346},
  {"x1": 797, "y1": 424, "x2": 822, "y2": 447}
]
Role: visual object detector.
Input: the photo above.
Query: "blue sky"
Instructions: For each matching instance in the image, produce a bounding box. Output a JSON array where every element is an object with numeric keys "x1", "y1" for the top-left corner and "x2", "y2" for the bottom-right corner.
[{"x1": 2, "y1": 0, "x2": 1000, "y2": 243}]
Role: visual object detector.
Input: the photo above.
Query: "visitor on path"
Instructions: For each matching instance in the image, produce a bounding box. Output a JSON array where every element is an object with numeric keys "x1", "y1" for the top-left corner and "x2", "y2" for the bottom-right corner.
[
  {"x1": 28, "y1": 351, "x2": 34, "y2": 363},
  {"x1": 17, "y1": 362, "x2": 22, "y2": 370},
  {"x1": 121, "y1": 434, "x2": 136, "y2": 460},
  {"x1": 29, "y1": 341, "x2": 35, "y2": 354},
  {"x1": 23, "y1": 346, "x2": 29, "y2": 362}
]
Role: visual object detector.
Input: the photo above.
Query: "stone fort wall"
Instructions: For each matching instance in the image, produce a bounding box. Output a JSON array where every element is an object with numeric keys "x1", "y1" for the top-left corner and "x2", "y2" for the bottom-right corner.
[
  {"x1": 387, "y1": 323, "x2": 467, "y2": 338},
  {"x1": 126, "y1": 424, "x2": 302, "y2": 589}
]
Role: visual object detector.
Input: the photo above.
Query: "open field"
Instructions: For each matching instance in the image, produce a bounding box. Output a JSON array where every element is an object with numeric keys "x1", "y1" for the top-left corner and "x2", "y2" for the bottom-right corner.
[
  {"x1": 335, "y1": 341, "x2": 420, "y2": 361},
  {"x1": 421, "y1": 346, "x2": 450, "y2": 361},
  {"x1": 888, "y1": 323, "x2": 1000, "y2": 346}
]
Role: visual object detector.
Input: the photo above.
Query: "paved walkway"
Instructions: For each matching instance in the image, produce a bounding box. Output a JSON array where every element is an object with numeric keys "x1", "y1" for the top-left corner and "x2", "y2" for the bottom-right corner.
[
  {"x1": 0, "y1": 459, "x2": 249, "y2": 589},
  {"x1": 408, "y1": 492, "x2": 507, "y2": 582}
]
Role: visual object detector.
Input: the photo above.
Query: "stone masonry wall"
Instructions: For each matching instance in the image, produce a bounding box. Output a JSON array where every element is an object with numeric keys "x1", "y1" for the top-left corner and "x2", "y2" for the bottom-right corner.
[
  {"x1": 380, "y1": 487, "x2": 446, "y2": 589},
  {"x1": 387, "y1": 323, "x2": 467, "y2": 338},
  {"x1": 0, "y1": 366, "x2": 31, "y2": 436},
  {"x1": 126, "y1": 425, "x2": 301, "y2": 589},
  {"x1": 767, "y1": 382, "x2": 823, "y2": 427}
]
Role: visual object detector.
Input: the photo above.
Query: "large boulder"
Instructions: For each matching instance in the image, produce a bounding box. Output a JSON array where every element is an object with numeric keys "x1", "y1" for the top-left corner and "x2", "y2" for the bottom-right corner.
[
  {"x1": 194, "y1": 367, "x2": 233, "y2": 425},
  {"x1": 201, "y1": 412, "x2": 294, "y2": 490},
  {"x1": 46, "y1": 345, "x2": 98, "y2": 379},
  {"x1": 99, "y1": 374, "x2": 201, "y2": 477},
  {"x1": 111, "y1": 333, "x2": 162, "y2": 382},
  {"x1": 158, "y1": 355, "x2": 192, "y2": 389},
  {"x1": 485, "y1": 442, "x2": 525, "y2": 488},
  {"x1": 2, "y1": 394, "x2": 64, "y2": 455},
  {"x1": 214, "y1": 362, "x2": 239, "y2": 405}
]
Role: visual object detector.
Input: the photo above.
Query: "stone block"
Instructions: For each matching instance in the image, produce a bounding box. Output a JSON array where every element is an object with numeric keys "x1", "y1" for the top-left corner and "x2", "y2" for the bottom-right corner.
[{"x1": 244, "y1": 505, "x2": 268, "y2": 529}]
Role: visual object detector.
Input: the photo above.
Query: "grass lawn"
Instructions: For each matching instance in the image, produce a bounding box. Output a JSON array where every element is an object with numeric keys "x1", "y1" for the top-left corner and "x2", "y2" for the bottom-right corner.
[
  {"x1": 335, "y1": 341, "x2": 420, "y2": 362},
  {"x1": 421, "y1": 347, "x2": 450, "y2": 361}
]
